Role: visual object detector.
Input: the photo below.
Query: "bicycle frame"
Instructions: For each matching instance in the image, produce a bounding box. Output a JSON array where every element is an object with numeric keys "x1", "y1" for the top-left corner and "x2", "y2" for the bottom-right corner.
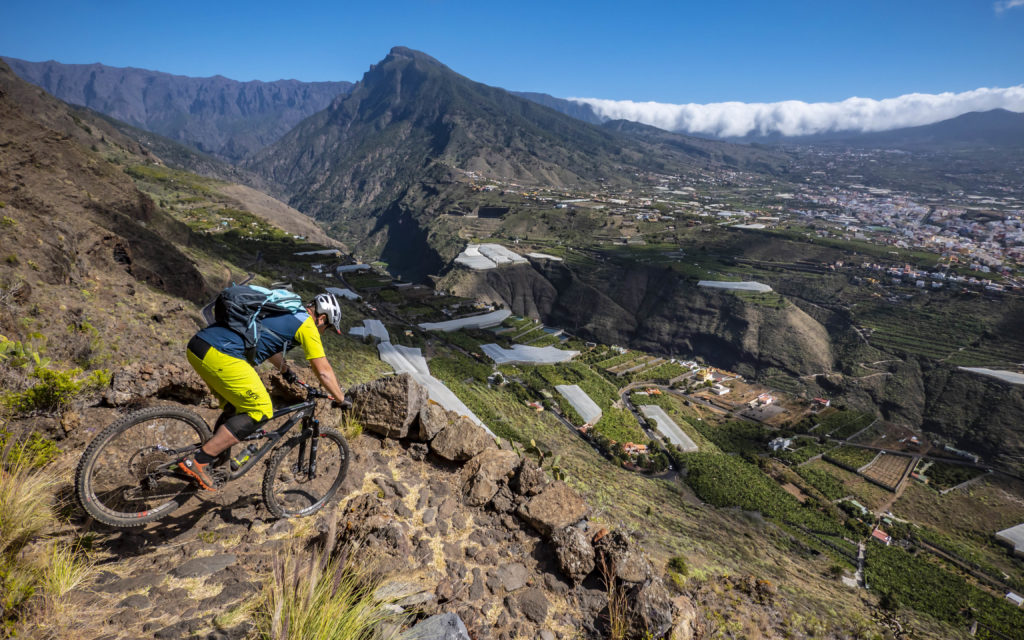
[{"x1": 226, "y1": 397, "x2": 321, "y2": 481}]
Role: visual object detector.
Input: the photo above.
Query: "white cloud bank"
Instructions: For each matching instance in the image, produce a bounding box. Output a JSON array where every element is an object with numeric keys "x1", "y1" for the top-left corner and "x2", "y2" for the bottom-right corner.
[
  {"x1": 995, "y1": 0, "x2": 1024, "y2": 13},
  {"x1": 569, "y1": 86, "x2": 1024, "y2": 138}
]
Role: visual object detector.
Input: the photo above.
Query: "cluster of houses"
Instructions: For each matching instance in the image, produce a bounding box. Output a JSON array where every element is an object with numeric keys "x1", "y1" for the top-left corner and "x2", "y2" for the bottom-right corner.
[{"x1": 855, "y1": 262, "x2": 1010, "y2": 293}]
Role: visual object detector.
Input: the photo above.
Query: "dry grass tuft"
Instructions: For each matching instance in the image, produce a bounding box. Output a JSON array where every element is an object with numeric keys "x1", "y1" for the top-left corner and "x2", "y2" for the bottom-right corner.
[{"x1": 256, "y1": 545, "x2": 407, "y2": 640}]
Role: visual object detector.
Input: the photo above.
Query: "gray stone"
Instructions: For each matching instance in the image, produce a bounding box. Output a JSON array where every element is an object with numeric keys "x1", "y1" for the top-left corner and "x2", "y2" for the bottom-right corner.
[
  {"x1": 494, "y1": 562, "x2": 528, "y2": 592},
  {"x1": 422, "y1": 507, "x2": 437, "y2": 524},
  {"x1": 517, "y1": 587, "x2": 549, "y2": 623},
  {"x1": 551, "y1": 526, "x2": 595, "y2": 584},
  {"x1": 348, "y1": 373, "x2": 428, "y2": 439},
  {"x1": 116, "y1": 594, "x2": 150, "y2": 609},
  {"x1": 267, "y1": 520, "x2": 291, "y2": 535},
  {"x1": 400, "y1": 612, "x2": 471, "y2": 640},
  {"x1": 199, "y1": 581, "x2": 257, "y2": 609},
  {"x1": 410, "y1": 401, "x2": 452, "y2": 442},
  {"x1": 430, "y1": 416, "x2": 493, "y2": 462},
  {"x1": 408, "y1": 442, "x2": 429, "y2": 460},
  {"x1": 630, "y1": 578, "x2": 674, "y2": 639},
  {"x1": 491, "y1": 484, "x2": 515, "y2": 513},
  {"x1": 516, "y1": 481, "x2": 589, "y2": 537},
  {"x1": 170, "y1": 553, "x2": 236, "y2": 579},
  {"x1": 97, "y1": 572, "x2": 163, "y2": 593},
  {"x1": 594, "y1": 531, "x2": 651, "y2": 584},
  {"x1": 513, "y1": 457, "x2": 549, "y2": 496},
  {"x1": 461, "y1": 449, "x2": 520, "y2": 507},
  {"x1": 540, "y1": 631, "x2": 556, "y2": 640},
  {"x1": 153, "y1": 618, "x2": 203, "y2": 640},
  {"x1": 438, "y1": 497, "x2": 457, "y2": 520}
]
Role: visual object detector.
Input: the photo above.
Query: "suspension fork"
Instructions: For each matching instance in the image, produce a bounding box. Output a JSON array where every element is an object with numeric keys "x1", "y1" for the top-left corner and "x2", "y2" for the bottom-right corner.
[{"x1": 306, "y1": 418, "x2": 321, "y2": 480}]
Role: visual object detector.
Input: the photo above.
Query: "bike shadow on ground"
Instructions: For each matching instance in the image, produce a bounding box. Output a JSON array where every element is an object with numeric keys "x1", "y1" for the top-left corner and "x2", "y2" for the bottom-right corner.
[{"x1": 58, "y1": 482, "x2": 265, "y2": 563}]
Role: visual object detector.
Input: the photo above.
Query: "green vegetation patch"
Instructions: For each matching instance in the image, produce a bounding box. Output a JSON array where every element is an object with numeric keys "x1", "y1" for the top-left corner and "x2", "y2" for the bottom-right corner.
[
  {"x1": 865, "y1": 543, "x2": 1024, "y2": 639},
  {"x1": 816, "y1": 410, "x2": 875, "y2": 439},
  {"x1": 683, "y1": 452, "x2": 843, "y2": 535},
  {"x1": 795, "y1": 465, "x2": 847, "y2": 501},
  {"x1": 921, "y1": 461, "x2": 986, "y2": 491},
  {"x1": 824, "y1": 446, "x2": 878, "y2": 471}
]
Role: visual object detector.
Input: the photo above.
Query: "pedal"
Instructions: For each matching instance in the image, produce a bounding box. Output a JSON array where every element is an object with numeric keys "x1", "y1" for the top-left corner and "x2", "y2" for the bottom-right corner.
[{"x1": 209, "y1": 469, "x2": 229, "y2": 489}]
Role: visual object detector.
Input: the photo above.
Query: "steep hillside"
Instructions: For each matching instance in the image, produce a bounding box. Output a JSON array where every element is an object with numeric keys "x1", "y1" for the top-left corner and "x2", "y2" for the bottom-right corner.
[{"x1": 3, "y1": 57, "x2": 352, "y2": 161}]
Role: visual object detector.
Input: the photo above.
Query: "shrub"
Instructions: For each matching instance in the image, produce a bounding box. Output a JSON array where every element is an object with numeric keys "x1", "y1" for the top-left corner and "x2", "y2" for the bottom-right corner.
[
  {"x1": 3, "y1": 367, "x2": 110, "y2": 413},
  {"x1": 0, "y1": 430, "x2": 60, "y2": 469}
]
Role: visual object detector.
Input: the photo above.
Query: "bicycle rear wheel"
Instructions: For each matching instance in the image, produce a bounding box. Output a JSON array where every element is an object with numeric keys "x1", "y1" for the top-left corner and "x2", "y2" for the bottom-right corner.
[
  {"x1": 262, "y1": 427, "x2": 350, "y2": 518},
  {"x1": 75, "y1": 406, "x2": 212, "y2": 527}
]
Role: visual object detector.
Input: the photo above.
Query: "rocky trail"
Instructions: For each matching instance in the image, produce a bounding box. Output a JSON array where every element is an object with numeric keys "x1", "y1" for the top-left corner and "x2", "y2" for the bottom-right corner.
[{"x1": 50, "y1": 371, "x2": 699, "y2": 640}]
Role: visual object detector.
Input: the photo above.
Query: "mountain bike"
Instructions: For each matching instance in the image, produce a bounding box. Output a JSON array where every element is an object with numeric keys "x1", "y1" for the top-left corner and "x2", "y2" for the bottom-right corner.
[{"x1": 75, "y1": 382, "x2": 350, "y2": 527}]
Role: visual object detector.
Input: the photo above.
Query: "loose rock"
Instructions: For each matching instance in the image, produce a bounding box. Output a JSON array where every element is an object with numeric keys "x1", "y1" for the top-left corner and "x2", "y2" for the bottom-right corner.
[
  {"x1": 551, "y1": 526, "x2": 595, "y2": 584},
  {"x1": 461, "y1": 449, "x2": 519, "y2": 507},
  {"x1": 431, "y1": 416, "x2": 493, "y2": 462},
  {"x1": 517, "y1": 481, "x2": 589, "y2": 536}
]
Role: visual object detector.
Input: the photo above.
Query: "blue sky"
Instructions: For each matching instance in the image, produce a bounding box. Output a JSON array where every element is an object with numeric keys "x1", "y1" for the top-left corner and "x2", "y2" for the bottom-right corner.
[{"x1": 1, "y1": 0, "x2": 1022, "y2": 104}]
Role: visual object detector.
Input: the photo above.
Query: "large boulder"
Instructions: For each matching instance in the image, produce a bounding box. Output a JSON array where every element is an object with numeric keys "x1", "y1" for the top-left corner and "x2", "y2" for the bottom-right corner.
[
  {"x1": 550, "y1": 526, "x2": 595, "y2": 584},
  {"x1": 347, "y1": 373, "x2": 427, "y2": 438},
  {"x1": 594, "y1": 530, "x2": 652, "y2": 584},
  {"x1": 409, "y1": 401, "x2": 452, "y2": 442},
  {"x1": 430, "y1": 416, "x2": 493, "y2": 462},
  {"x1": 461, "y1": 449, "x2": 520, "y2": 507},
  {"x1": 516, "y1": 481, "x2": 588, "y2": 536}
]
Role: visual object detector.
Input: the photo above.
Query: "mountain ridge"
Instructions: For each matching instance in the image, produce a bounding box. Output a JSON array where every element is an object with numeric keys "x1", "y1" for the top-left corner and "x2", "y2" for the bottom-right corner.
[
  {"x1": 245, "y1": 46, "x2": 788, "y2": 278},
  {"x1": 2, "y1": 56, "x2": 353, "y2": 161}
]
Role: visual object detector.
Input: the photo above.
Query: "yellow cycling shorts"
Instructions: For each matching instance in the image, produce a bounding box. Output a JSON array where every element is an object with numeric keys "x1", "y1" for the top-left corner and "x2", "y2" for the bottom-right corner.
[{"x1": 186, "y1": 344, "x2": 273, "y2": 422}]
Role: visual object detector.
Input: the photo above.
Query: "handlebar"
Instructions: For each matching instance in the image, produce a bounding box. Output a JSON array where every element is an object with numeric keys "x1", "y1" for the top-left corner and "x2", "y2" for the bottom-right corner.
[{"x1": 294, "y1": 379, "x2": 346, "y2": 406}]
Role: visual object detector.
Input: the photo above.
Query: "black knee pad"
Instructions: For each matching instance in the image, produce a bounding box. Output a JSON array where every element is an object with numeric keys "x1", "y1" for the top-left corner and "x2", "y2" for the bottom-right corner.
[
  {"x1": 222, "y1": 413, "x2": 264, "y2": 439},
  {"x1": 214, "y1": 405, "x2": 237, "y2": 429}
]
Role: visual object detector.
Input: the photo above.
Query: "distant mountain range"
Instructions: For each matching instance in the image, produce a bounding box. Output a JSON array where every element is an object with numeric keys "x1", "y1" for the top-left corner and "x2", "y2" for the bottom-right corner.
[
  {"x1": 2, "y1": 57, "x2": 352, "y2": 161},
  {"x1": 752, "y1": 108, "x2": 1024, "y2": 150},
  {"x1": 243, "y1": 47, "x2": 787, "y2": 276}
]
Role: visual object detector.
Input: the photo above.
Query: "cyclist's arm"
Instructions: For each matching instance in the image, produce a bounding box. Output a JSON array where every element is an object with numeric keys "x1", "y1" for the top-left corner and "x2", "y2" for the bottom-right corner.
[{"x1": 309, "y1": 356, "x2": 346, "y2": 402}]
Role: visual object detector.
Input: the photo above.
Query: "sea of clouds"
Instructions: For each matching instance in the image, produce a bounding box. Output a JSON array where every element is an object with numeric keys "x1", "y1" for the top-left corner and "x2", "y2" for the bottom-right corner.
[{"x1": 569, "y1": 86, "x2": 1024, "y2": 138}]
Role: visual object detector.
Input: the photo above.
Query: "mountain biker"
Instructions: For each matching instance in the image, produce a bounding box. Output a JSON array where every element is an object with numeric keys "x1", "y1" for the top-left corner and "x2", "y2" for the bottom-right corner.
[{"x1": 179, "y1": 292, "x2": 347, "y2": 491}]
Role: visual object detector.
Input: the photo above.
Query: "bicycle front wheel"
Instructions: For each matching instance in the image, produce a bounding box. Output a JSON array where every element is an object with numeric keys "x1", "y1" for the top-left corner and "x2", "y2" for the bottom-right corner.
[
  {"x1": 75, "y1": 406, "x2": 212, "y2": 527},
  {"x1": 262, "y1": 427, "x2": 350, "y2": 519}
]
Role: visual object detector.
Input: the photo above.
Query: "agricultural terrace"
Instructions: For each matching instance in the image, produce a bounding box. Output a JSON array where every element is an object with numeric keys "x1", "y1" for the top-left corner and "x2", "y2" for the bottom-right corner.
[
  {"x1": 801, "y1": 459, "x2": 894, "y2": 511},
  {"x1": 865, "y1": 543, "x2": 1024, "y2": 640},
  {"x1": 892, "y1": 477, "x2": 1024, "y2": 589},
  {"x1": 824, "y1": 446, "x2": 879, "y2": 471},
  {"x1": 506, "y1": 362, "x2": 647, "y2": 444},
  {"x1": 811, "y1": 408, "x2": 876, "y2": 440},
  {"x1": 594, "y1": 349, "x2": 690, "y2": 384},
  {"x1": 913, "y1": 460, "x2": 986, "y2": 491},
  {"x1": 860, "y1": 453, "x2": 914, "y2": 490}
]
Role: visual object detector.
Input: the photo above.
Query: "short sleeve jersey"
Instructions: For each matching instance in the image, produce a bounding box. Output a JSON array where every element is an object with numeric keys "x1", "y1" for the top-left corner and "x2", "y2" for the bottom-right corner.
[{"x1": 197, "y1": 312, "x2": 325, "y2": 364}]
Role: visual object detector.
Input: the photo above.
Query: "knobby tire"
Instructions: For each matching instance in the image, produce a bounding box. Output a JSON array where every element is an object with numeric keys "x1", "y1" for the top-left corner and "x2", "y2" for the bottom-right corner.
[
  {"x1": 262, "y1": 427, "x2": 350, "y2": 519},
  {"x1": 75, "y1": 405, "x2": 212, "y2": 527}
]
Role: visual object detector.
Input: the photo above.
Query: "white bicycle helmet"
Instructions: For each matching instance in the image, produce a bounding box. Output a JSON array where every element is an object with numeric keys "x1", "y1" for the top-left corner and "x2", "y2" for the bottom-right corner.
[{"x1": 312, "y1": 292, "x2": 343, "y2": 334}]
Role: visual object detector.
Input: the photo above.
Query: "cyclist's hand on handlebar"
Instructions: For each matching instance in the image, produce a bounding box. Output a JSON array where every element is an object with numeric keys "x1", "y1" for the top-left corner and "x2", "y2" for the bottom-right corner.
[
  {"x1": 282, "y1": 368, "x2": 300, "y2": 385},
  {"x1": 332, "y1": 397, "x2": 352, "y2": 410}
]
